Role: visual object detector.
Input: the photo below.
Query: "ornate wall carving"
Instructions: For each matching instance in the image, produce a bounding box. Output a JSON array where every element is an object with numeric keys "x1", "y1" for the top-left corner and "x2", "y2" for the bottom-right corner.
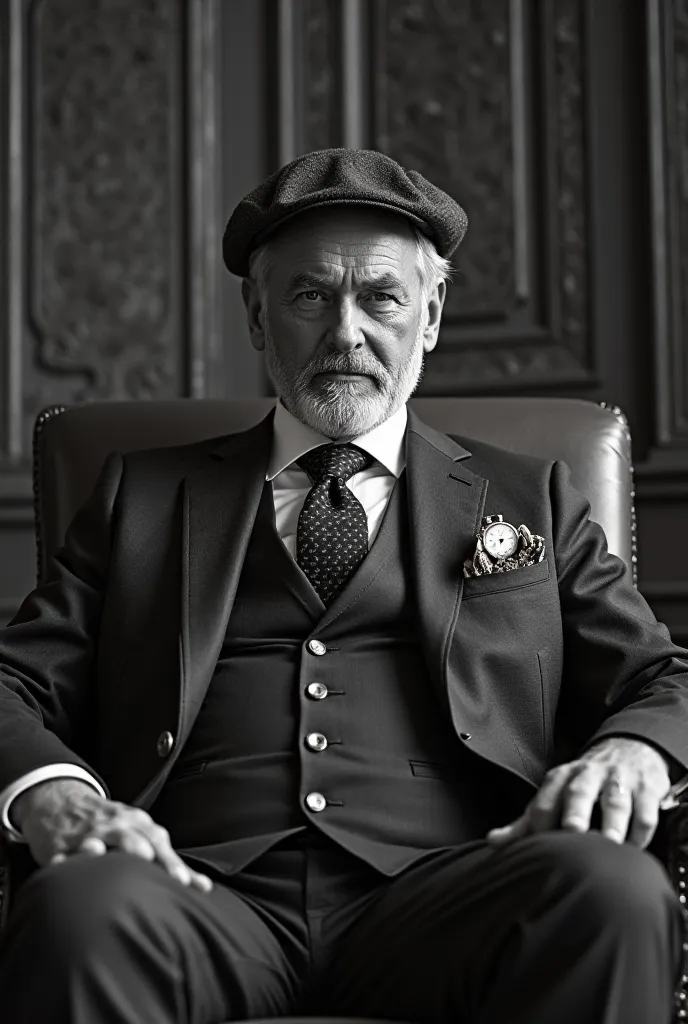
[
  {"x1": 294, "y1": 0, "x2": 593, "y2": 391},
  {"x1": 551, "y1": 0, "x2": 589, "y2": 363},
  {"x1": 1, "y1": 0, "x2": 221, "y2": 618},
  {"x1": 26, "y1": 0, "x2": 183, "y2": 424},
  {"x1": 371, "y1": 0, "x2": 591, "y2": 391},
  {"x1": 301, "y1": 1, "x2": 339, "y2": 152},
  {"x1": 373, "y1": 0, "x2": 515, "y2": 322}
]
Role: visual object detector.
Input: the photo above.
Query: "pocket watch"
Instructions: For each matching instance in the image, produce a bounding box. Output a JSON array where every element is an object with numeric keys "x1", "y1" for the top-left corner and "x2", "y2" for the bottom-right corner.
[{"x1": 479, "y1": 515, "x2": 519, "y2": 560}]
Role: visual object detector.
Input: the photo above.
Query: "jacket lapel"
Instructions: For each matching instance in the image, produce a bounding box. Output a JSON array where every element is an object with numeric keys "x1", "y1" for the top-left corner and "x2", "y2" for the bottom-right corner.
[
  {"x1": 405, "y1": 410, "x2": 488, "y2": 707},
  {"x1": 178, "y1": 411, "x2": 274, "y2": 747}
]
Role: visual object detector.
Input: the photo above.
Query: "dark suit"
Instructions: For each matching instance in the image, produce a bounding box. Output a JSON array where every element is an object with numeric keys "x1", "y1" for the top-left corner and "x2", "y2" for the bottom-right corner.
[{"x1": 0, "y1": 409, "x2": 686, "y2": 1023}]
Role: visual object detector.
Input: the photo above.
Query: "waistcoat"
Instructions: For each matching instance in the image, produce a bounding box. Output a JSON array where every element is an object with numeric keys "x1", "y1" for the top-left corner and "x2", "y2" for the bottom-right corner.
[{"x1": 150, "y1": 475, "x2": 512, "y2": 877}]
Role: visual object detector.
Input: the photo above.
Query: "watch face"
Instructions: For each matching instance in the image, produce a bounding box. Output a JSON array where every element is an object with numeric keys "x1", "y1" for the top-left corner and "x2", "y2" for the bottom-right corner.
[{"x1": 483, "y1": 522, "x2": 518, "y2": 559}]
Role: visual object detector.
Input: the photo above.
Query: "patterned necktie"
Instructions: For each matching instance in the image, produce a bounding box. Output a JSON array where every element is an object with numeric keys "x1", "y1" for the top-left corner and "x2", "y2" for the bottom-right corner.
[{"x1": 296, "y1": 443, "x2": 374, "y2": 605}]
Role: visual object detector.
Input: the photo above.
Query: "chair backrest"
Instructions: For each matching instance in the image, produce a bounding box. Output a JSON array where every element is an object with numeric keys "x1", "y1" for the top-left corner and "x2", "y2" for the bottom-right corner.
[{"x1": 32, "y1": 397, "x2": 636, "y2": 585}]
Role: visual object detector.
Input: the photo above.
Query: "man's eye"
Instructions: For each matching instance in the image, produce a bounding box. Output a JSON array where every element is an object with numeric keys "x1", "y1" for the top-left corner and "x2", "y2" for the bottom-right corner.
[
  {"x1": 369, "y1": 292, "x2": 394, "y2": 303},
  {"x1": 299, "y1": 290, "x2": 324, "y2": 302}
]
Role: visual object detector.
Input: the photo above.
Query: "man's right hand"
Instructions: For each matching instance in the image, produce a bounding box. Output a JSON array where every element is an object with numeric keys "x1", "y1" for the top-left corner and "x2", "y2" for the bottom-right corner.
[{"x1": 10, "y1": 778, "x2": 213, "y2": 891}]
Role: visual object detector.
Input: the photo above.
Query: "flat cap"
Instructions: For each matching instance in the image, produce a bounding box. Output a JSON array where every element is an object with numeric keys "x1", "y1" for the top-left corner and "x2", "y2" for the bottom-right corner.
[{"x1": 223, "y1": 147, "x2": 468, "y2": 277}]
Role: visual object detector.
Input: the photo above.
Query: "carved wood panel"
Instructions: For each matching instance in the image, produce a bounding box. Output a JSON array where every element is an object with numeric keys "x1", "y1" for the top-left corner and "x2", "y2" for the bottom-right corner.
[
  {"x1": 301, "y1": 0, "x2": 339, "y2": 152},
  {"x1": 295, "y1": 0, "x2": 592, "y2": 394},
  {"x1": 1, "y1": 0, "x2": 221, "y2": 465},
  {"x1": 634, "y1": 0, "x2": 688, "y2": 636},
  {"x1": 26, "y1": 0, "x2": 182, "y2": 420},
  {"x1": 0, "y1": 0, "x2": 221, "y2": 620},
  {"x1": 374, "y1": 0, "x2": 516, "y2": 321}
]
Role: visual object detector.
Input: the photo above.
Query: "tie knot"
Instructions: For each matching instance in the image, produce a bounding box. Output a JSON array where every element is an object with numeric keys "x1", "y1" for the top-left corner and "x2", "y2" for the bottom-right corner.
[{"x1": 298, "y1": 443, "x2": 373, "y2": 485}]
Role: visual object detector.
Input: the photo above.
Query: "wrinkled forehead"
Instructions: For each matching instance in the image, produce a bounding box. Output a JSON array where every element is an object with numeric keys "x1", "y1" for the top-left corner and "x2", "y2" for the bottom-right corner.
[{"x1": 265, "y1": 205, "x2": 419, "y2": 273}]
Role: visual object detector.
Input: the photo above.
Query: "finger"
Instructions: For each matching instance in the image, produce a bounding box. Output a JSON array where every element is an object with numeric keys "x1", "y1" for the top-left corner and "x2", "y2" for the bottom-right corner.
[
  {"x1": 486, "y1": 815, "x2": 530, "y2": 846},
  {"x1": 189, "y1": 870, "x2": 213, "y2": 892},
  {"x1": 106, "y1": 829, "x2": 157, "y2": 861},
  {"x1": 598, "y1": 780, "x2": 634, "y2": 843},
  {"x1": 526, "y1": 767, "x2": 575, "y2": 832},
  {"x1": 149, "y1": 840, "x2": 212, "y2": 891},
  {"x1": 559, "y1": 766, "x2": 605, "y2": 834},
  {"x1": 129, "y1": 818, "x2": 213, "y2": 890},
  {"x1": 76, "y1": 836, "x2": 108, "y2": 856},
  {"x1": 136, "y1": 826, "x2": 194, "y2": 886},
  {"x1": 627, "y1": 785, "x2": 660, "y2": 849}
]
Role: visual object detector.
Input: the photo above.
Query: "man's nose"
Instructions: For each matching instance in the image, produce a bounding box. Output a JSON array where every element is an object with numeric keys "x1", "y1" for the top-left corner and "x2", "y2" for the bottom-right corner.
[{"x1": 327, "y1": 299, "x2": 364, "y2": 353}]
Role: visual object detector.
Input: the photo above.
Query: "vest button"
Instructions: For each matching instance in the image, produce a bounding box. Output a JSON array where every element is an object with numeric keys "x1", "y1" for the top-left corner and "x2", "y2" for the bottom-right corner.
[
  {"x1": 459, "y1": 732, "x2": 472, "y2": 741},
  {"x1": 306, "y1": 682, "x2": 328, "y2": 700},
  {"x1": 307, "y1": 639, "x2": 327, "y2": 656},
  {"x1": 156, "y1": 731, "x2": 174, "y2": 757},
  {"x1": 305, "y1": 792, "x2": 327, "y2": 813},
  {"x1": 306, "y1": 732, "x2": 328, "y2": 752}
]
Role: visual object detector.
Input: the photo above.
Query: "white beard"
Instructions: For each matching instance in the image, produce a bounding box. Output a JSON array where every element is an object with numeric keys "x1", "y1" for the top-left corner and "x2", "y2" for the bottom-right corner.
[{"x1": 263, "y1": 322, "x2": 426, "y2": 440}]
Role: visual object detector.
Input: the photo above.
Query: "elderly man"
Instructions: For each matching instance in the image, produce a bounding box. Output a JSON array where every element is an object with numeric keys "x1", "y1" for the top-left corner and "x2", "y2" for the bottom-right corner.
[{"x1": 0, "y1": 148, "x2": 686, "y2": 1024}]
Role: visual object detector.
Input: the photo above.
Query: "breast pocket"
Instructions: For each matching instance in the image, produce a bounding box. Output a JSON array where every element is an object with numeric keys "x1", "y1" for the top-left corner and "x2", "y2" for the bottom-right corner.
[
  {"x1": 462, "y1": 558, "x2": 551, "y2": 600},
  {"x1": 168, "y1": 759, "x2": 208, "y2": 781}
]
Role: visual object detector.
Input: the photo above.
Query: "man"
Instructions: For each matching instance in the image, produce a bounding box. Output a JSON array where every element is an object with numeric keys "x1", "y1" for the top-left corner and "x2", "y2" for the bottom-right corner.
[{"x1": 0, "y1": 147, "x2": 686, "y2": 1024}]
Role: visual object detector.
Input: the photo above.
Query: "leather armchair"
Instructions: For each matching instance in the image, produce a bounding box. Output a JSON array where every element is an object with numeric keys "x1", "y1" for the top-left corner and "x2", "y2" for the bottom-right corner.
[{"x1": 1, "y1": 396, "x2": 687, "y2": 1024}]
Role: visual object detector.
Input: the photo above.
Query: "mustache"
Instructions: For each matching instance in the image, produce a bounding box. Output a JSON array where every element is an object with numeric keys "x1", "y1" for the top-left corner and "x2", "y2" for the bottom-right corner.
[{"x1": 306, "y1": 355, "x2": 385, "y2": 380}]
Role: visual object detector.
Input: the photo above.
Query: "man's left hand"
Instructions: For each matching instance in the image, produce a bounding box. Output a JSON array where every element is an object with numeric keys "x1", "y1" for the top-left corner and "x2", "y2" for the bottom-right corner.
[{"x1": 487, "y1": 737, "x2": 672, "y2": 850}]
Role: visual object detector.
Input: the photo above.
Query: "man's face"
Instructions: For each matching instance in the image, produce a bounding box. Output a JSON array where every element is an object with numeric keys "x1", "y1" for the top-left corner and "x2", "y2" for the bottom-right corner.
[{"x1": 241, "y1": 207, "x2": 446, "y2": 439}]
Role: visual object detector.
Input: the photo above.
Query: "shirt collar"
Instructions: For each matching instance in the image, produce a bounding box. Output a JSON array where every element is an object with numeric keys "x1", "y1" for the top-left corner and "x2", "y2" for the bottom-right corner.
[{"x1": 267, "y1": 400, "x2": 408, "y2": 481}]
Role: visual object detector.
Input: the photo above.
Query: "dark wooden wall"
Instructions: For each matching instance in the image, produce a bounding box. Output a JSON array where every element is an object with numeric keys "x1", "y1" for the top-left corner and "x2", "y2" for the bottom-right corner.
[{"x1": 1, "y1": 0, "x2": 686, "y2": 647}]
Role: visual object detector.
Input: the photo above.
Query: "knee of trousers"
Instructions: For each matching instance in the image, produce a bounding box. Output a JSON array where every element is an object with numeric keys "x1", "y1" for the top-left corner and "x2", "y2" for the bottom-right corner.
[
  {"x1": 9, "y1": 852, "x2": 178, "y2": 958},
  {"x1": 521, "y1": 831, "x2": 681, "y2": 931}
]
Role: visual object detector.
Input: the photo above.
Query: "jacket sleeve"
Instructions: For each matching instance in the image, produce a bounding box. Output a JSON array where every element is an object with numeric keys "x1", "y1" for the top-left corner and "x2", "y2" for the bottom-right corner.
[
  {"x1": 550, "y1": 458, "x2": 688, "y2": 776},
  {"x1": 0, "y1": 451, "x2": 123, "y2": 797}
]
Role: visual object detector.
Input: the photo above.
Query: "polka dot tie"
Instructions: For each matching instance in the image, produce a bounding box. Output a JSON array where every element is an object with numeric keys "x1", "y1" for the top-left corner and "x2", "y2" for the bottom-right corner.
[{"x1": 296, "y1": 443, "x2": 374, "y2": 605}]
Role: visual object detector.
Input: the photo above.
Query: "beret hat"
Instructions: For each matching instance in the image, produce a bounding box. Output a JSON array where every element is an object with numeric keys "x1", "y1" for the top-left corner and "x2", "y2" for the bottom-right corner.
[{"x1": 222, "y1": 147, "x2": 468, "y2": 277}]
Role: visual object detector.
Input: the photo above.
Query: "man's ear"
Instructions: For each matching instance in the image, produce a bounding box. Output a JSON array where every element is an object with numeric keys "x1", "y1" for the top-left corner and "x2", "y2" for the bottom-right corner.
[
  {"x1": 241, "y1": 278, "x2": 266, "y2": 352},
  {"x1": 422, "y1": 279, "x2": 447, "y2": 354}
]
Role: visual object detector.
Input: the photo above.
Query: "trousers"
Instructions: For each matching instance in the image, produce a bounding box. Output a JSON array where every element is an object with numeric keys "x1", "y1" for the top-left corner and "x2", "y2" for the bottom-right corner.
[{"x1": 0, "y1": 827, "x2": 684, "y2": 1024}]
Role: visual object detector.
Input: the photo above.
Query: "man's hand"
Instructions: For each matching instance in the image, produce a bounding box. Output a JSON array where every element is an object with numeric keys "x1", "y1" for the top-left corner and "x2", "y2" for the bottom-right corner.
[
  {"x1": 11, "y1": 778, "x2": 213, "y2": 891},
  {"x1": 487, "y1": 737, "x2": 673, "y2": 850}
]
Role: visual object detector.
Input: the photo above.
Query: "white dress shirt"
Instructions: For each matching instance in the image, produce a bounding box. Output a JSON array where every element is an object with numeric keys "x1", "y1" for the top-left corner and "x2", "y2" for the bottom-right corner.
[{"x1": 0, "y1": 401, "x2": 408, "y2": 841}]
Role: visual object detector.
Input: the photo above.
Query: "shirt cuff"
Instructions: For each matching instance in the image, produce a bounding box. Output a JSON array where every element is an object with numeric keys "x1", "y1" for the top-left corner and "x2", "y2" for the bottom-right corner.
[{"x1": 0, "y1": 765, "x2": 106, "y2": 843}]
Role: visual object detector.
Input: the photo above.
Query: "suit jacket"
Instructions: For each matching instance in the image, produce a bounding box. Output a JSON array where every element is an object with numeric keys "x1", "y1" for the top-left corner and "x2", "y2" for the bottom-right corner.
[{"x1": 1, "y1": 408, "x2": 688, "y2": 821}]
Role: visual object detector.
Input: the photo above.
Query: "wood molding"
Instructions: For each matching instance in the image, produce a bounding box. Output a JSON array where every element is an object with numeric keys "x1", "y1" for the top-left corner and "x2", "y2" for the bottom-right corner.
[
  {"x1": 0, "y1": 0, "x2": 25, "y2": 460},
  {"x1": 0, "y1": 473, "x2": 31, "y2": 502},
  {"x1": 186, "y1": 0, "x2": 223, "y2": 398},
  {"x1": 297, "y1": 0, "x2": 368, "y2": 153},
  {"x1": 646, "y1": 0, "x2": 688, "y2": 449}
]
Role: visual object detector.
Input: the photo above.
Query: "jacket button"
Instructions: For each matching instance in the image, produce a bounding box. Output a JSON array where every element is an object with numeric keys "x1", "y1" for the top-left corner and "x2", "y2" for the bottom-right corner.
[
  {"x1": 306, "y1": 682, "x2": 328, "y2": 700},
  {"x1": 156, "y1": 731, "x2": 174, "y2": 757},
  {"x1": 306, "y1": 732, "x2": 328, "y2": 752},
  {"x1": 307, "y1": 639, "x2": 327, "y2": 656},
  {"x1": 305, "y1": 792, "x2": 327, "y2": 812},
  {"x1": 459, "y1": 732, "x2": 472, "y2": 741}
]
